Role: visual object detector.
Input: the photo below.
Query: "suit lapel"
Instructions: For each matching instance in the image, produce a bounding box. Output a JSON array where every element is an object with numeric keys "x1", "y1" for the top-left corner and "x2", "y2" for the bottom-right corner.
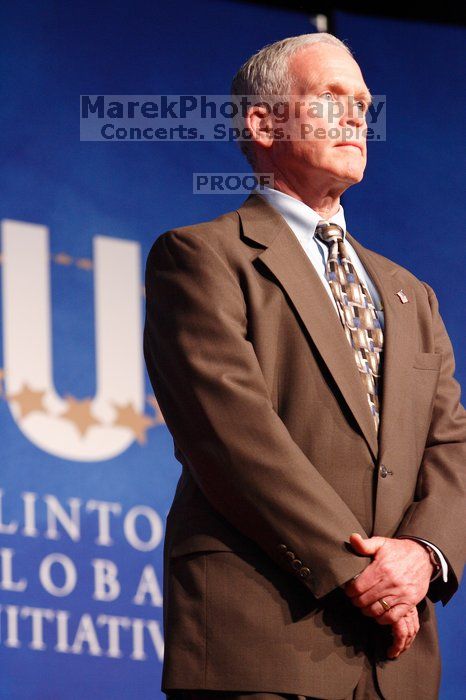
[
  {"x1": 237, "y1": 193, "x2": 418, "y2": 464},
  {"x1": 238, "y1": 193, "x2": 379, "y2": 460}
]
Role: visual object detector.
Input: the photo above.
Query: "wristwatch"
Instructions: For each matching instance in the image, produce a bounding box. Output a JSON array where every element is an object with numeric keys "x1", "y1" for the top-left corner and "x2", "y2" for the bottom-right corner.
[{"x1": 423, "y1": 543, "x2": 442, "y2": 582}]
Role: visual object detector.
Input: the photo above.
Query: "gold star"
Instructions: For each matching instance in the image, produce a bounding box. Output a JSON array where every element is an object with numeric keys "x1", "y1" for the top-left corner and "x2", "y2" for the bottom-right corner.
[
  {"x1": 112, "y1": 402, "x2": 155, "y2": 445},
  {"x1": 54, "y1": 253, "x2": 73, "y2": 265},
  {"x1": 76, "y1": 258, "x2": 93, "y2": 270},
  {"x1": 61, "y1": 395, "x2": 101, "y2": 437},
  {"x1": 6, "y1": 383, "x2": 47, "y2": 418},
  {"x1": 146, "y1": 394, "x2": 165, "y2": 425}
]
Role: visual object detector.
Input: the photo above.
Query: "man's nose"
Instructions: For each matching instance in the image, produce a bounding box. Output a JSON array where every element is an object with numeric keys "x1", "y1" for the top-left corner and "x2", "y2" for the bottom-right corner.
[{"x1": 339, "y1": 98, "x2": 366, "y2": 128}]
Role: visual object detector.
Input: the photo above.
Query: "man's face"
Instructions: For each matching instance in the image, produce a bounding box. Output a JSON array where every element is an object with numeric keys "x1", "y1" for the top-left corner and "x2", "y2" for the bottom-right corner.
[{"x1": 271, "y1": 43, "x2": 371, "y2": 187}]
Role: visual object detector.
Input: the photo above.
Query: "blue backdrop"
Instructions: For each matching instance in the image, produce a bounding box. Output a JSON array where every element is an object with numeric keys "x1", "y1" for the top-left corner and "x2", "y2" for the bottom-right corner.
[{"x1": 0, "y1": 2, "x2": 464, "y2": 698}]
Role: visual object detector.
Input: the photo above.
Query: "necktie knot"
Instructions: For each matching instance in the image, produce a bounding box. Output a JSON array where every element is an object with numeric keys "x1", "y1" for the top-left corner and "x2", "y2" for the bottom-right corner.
[{"x1": 315, "y1": 222, "x2": 344, "y2": 245}]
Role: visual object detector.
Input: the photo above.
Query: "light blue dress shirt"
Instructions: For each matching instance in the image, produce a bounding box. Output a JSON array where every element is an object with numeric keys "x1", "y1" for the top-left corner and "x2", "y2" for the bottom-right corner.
[{"x1": 255, "y1": 185, "x2": 448, "y2": 584}]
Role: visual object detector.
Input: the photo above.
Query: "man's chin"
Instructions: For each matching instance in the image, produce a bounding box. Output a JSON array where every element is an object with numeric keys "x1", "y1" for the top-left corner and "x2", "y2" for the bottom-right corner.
[
  {"x1": 348, "y1": 171, "x2": 365, "y2": 184},
  {"x1": 327, "y1": 151, "x2": 366, "y2": 184},
  {"x1": 328, "y1": 169, "x2": 365, "y2": 187},
  {"x1": 335, "y1": 163, "x2": 366, "y2": 184}
]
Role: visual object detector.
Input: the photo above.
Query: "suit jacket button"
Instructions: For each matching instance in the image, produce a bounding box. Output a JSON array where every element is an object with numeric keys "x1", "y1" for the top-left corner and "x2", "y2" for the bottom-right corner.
[
  {"x1": 380, "y1": 465, "x2": 388, "y2": 478},
  {"x1": 299, "y1": 567, "x2": 311, "y2": 579},
  {"x1": 291, "y1": 558, "x2": 302, "y2": 570},
  {"x1": 278, "y1": 544, "x2": 288, "y2": 553},
  {"x1": 285, "y1": 551, "x2": 295, "y2": 561}
]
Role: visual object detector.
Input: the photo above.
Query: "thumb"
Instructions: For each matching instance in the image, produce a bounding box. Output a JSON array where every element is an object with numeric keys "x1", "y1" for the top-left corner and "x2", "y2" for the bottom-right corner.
[{"x1": 349, "y1": 532, "x2": 387, "y2": 555}]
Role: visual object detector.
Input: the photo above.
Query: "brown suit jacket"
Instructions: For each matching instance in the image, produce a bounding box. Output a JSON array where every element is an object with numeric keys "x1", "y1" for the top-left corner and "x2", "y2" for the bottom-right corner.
[{"x1": 143, "y1": 192, "x2": 466, "y2": 699}]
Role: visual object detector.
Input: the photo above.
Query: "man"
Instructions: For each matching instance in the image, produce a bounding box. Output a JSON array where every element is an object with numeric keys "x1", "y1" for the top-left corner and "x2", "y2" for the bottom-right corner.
[{"x1": 143, "y1": 33, "x2": 465, "y2": 700}]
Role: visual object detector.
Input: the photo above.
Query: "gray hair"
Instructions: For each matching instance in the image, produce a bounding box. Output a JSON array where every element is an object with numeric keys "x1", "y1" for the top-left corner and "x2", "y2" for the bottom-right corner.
[{"x1": 230, "y1": 33, "x2": 353, "y2": 168}]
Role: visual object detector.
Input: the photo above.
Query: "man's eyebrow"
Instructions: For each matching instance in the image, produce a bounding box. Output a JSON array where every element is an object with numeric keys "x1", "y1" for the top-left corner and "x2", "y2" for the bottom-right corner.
[{"x1": 325, "y1": 81, "x2": 373, "y2": 105}]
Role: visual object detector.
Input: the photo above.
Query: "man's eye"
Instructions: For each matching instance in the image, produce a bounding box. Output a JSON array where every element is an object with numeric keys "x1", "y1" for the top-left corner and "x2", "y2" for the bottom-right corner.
[{"x1": 321, "y1": 92, "x2": 334, "y2": 100}]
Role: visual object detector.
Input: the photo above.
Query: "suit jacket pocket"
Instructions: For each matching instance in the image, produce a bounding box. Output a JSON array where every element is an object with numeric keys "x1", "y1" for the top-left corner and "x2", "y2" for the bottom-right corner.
[
  {"x1": 167, "y1": 512, "x2": 261, "y2": 559},
  {"x1": 412, "y1": 351, "x2": 442, "y2": 371},
  {"x1": 169, "y1": 533, "x2": 260, "y2": 558}
]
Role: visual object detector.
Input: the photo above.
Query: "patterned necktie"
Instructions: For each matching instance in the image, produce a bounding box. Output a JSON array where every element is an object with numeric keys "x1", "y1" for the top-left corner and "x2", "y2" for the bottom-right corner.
[{"x1": 314, "y1": 222, "x2": 384, "y2": 432}]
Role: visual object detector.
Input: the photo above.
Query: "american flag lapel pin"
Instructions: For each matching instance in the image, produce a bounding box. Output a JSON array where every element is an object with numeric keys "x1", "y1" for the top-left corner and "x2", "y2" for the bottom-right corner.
[{"x1": 396, "y1": 289, "x2": 409, "y2": 304}]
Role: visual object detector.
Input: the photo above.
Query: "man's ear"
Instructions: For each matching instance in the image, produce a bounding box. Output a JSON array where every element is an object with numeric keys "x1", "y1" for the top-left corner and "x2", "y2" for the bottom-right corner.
[{"x1": 245, "y1": 105, "x2": 275, "y2": 151}]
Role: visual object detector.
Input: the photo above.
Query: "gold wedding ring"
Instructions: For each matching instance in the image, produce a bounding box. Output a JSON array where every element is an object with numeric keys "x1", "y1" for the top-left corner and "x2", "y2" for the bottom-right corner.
[{"x1": 379, "y1": 598, "x2": 391, "y2": 612}]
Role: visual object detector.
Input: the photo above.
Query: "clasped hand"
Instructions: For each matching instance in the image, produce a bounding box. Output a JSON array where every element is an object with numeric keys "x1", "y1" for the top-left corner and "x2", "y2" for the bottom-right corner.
[{"x1": 343, "y1": 533, "x2": 434, "y2": 658}]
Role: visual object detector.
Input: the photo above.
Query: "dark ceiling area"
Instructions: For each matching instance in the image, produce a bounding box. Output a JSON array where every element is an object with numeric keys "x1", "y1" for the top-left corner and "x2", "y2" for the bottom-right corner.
[{"x1": 239, "y1": 0, "x2": 466, "y2": 27}]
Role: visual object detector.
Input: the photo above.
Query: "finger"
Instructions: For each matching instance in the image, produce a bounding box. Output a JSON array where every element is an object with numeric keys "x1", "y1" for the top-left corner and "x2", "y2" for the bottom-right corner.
[
  {"x1": 387, "y1": 609, "x2": 420, "y2": 658},
  {"x1": 374, "y1": 603, "x2": 411, "y2": 625},
  {"x1": 349, "y1": 533, "x2": 387, "y2": 556},
  {"x1": 388, "y1": 615, "x2": 412, "y2": 658},
  {"x1": 395, "y1": 621, "x2": 408, "y2": 658},
  {"x1": 399, "y1": 617, "x2": 411, "y2": 656},
  {"x1": 349, "y1": 580, "x2": 402, "y2": 608},
  {"x1": 387, "y1": 619, "x2": 407, "y2": 659},
  {"x1": 414, "y1": 610, "x2": 420, "y2": 635},
  {"x1": 404, "y1": 609, "x2": 419, "y2": 650},
  {"x1": 344, "y1": 563, "x2": 384, "y2": 597},
  {"x1": 404, "y1": 613, "x2": 415, "y2": 651},
  {"x1": 357, "y1": 596, "x2": 397, "y2": 619},
  {"x1": 398, "y1": 612, "x2": 413, "y2": 655}
]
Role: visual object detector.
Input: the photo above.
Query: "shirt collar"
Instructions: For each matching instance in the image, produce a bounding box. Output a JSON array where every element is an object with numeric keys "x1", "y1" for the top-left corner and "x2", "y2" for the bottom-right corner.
[{"x1": 253, "y1": 186, "x2": 347, "y2": 242}]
